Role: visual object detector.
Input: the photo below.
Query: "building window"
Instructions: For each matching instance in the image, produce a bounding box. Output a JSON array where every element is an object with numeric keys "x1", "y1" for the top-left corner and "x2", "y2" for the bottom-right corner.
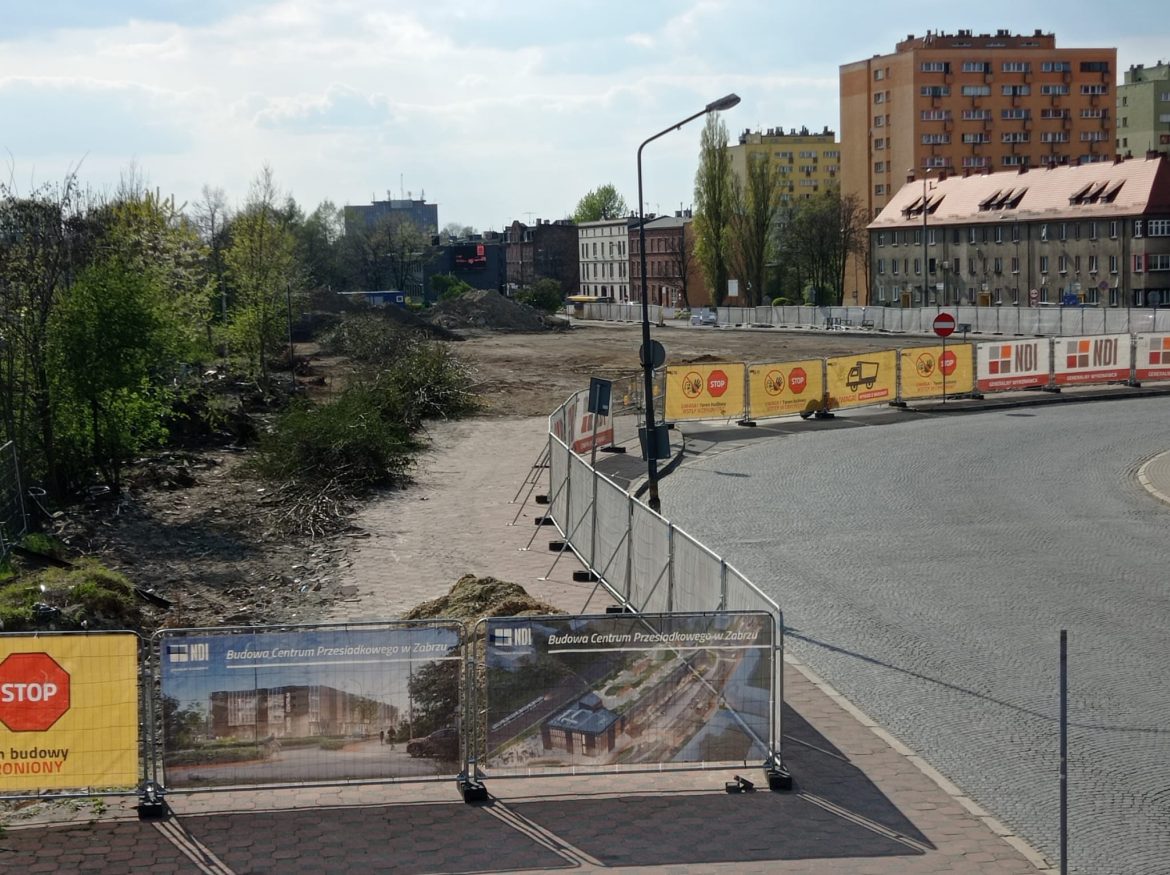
[
  {"x1": 1002, "y1": 61, "x2": 1030, "y2": 73},
  {"x1": 1149, "y1": 254, "x2": 1170, "y2": 271},
  {"x1": 1040, "y1": 132, "x2": 1069, "y2": 143},
  {"x1": 1082, "y1": 108, "x2": 1108, "y2": 119},
  {"x1": 962, "y1": 109, "x2": 992, "y2": 120},
  {"x1": 1134, "y1": 255, "x2": 1144, "y2": 273},
  {"x1": 874, "y1": 68, "x2": 885, "y2": 81},
  {"x1": 1089, "y1": 221, "x2": 1098, "y2": 240},
  {"x1": 1135, "y1": 220, "x2": 1144, "y2": 238},
  {"x1": 962, "y1": 61, "x2": 990, "y2": 73},
  {"x1": 993, "y1": 257, "x2": 1003, "y2": 274},
  {"x1": 1058, "y1": 255, "x2": 1069, "y2": 274},
  {"x1": 1080, "y1": 131, "x2": 1108, "y2": 142},
  {"x1": 1041, "y1": 84, "x2": 1069, "y2": 96},
  {"x1": 877, "y1": 258, "x2": 885, "y2": 275},
  {"x1": 1110, "y1": 255, "x2": 1119, "y2": 274},
  {"x1": 1011, "y1": 255, "x2": 1020, "y2": 274},
  {"x1": 962, "y1": 156, "x2": 990, "y2": 168},
  {"x1": 921, "y1": 86, "x2": 950, "y2": 97},
  {"x1": 1002, "y1": 84, "x2": 1031, "y2": 96},
  {"x1": 1002, "y1": 108, "x2": 1030, "y2": 120},
  {"x1": 1041, "y1": 108, "x2": 1070, "y2": 119},
  {"x1": 873, "y1": 115, "x2": 885, "y2": 127},
  {"x1": 961, "y1": 85, "x2": 991, "y2": 97},
  {"x1": 1003, "y1": 155, "x2": 1026, "y2": 166},
  {"x1": 874, "y1": 138, "x2": 886, "y2": 150},
  {"x1": 1109, "y1": 221, "x2": 1119, "y2": 239},
  {"x1": 1080, "y1": 84, "x2": 1108, "y2": 95},
  {"x1": 1080, "y1": 61, "x2": 1110, "y2": 73},
  {"x1": 922, "y1": 133, "x2": 951, "y2": 144},
  {"x1": 875, "y1": 184, "x2": 886, "y2": 196},
  {"x1": 1012, "y1": 223, "x2": 1021, "y2": 243},
  {"x1": 921, "y1": 61, "x2": 948, "y2": 73},
  {"x1": 968, "y1": 227, "x2": 978, "y2": 244},
  {"x1": 1002, "y1": 132, "x2": 1030, "y2": 143},
  {"x1": 891, "y1": 259, "x2": 899, "y2": 275},
  {"x1": 921, "y1": 109, "x2": 952, "y2": 121},
  {"x1": 963, "y1": 132, "x2": 991, "y2": 144},
  {"x1": 1040, "y1": 255, "x2": 1049, "y2": 274},
  {"x1": 1042, "y1": 61, "x2": 1071, "y2": 73},
  {"x1": 1089, "y1": 254, "x2": 1099, "y2": 274},
  {"x1": 1110, "y1": 287, "x2": 1119, "y2": 307},
  {"x1": 1147, "y1": 219, "x2": 1170, "y2": 236}
]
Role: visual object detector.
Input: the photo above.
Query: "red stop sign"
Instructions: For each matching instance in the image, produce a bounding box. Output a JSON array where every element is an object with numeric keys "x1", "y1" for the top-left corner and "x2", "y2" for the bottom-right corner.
[
  {"x1": 0, "y1": 653, "x2": 71, "y2": 732},
  {"x1": 707, "y1": 370, "x2": 729, "y2": 397},
  {"x1": 787, "y1": 367, "x2": 808, "y2": 394},
  {"x1": 933, "y1": 312, "x2": 956, "y2": 337},
  {"x1": 940, "y1": 349, "x2": 958, "y2": 376}
]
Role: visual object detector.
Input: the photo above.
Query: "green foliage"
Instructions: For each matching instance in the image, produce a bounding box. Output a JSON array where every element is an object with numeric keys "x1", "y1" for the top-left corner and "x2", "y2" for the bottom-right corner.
[
  {"x1": 729, "y1": 153, "x2": 783, "y2": 307},
  {"x1": 514, "y1": 278, "x2": 563, "y2": 314},
  {"x1": 573, "y1": 183, "x2": 629, "y2": 222},
  {"x1": 693, "y1": 114, "x2": 736, "y2": 306},
  {"x1": 49, "y1": 257, "x2": 175, "y2": 490},
  {"x1": 250, "y1": 390, "x2": 419, "y2": 490},
  {"x1": 431, "y1": 274, "x2": 473, "y2": 301},
  {"x1": 0, "y1": 559, "x2": 140, "y2": 631}
]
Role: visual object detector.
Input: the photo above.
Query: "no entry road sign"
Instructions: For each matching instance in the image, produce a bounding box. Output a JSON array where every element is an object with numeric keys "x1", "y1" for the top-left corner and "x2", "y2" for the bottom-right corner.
[{"x1": 933, "y1": 312, "x2": 956, "y2": 338}]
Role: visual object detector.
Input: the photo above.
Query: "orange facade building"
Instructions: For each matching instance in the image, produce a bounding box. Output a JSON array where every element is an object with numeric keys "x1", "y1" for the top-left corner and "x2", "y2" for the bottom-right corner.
[{"x1": 841, "y1": 30, "x2": 1116, "y2": 303}]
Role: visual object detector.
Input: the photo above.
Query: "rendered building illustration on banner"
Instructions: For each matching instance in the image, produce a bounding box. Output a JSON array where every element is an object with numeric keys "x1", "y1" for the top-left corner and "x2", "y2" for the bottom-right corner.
[
  {"x1": 159, "y1": 624, "x2": 462, "y2": 788},
  {"x1": 482, "y1": 613, "x2": 773, "y2": 773},
  {"x1": 0, "y1": 633, "x2": 139, "y2": 791}
]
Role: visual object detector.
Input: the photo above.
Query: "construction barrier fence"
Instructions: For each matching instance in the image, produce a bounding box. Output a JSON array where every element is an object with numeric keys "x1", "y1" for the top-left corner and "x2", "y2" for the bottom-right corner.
[
  {"x1": 656, "y1": 334, "x2": 1167, "y2": 424},
  {"x1": 574, "y1": 302, "x2": 1170, "y2": 339}
]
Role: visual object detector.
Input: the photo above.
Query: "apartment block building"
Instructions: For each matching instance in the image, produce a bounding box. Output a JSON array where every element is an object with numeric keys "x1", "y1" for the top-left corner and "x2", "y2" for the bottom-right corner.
[
  {"x1": 1117, "y1": 62, "x2": 1170, "y2": 157},
  {"x1": 868, "y1": 153, "x2": 1170, "y2": 308},
  {"x1": 728, "y1": 126, "x2": 841, "y2": 206},
  {"x1": 577, "y1": 217, "x2": 637, "y2": 301},
  {"x1": 841, "y1": 30, "x2": 1117, "y2": 222}
]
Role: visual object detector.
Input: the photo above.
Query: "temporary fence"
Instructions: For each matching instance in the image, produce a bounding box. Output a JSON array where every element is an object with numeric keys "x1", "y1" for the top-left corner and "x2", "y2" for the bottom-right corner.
[
  {"x1": 575, "y1": 301, "x2": 1170, "y2": 338},
  {"x1": 542, "y1": 393, "x2": 789, "y2": 786},
  {"x1": 1, "y1": 608, "x2": 782, "y2": 807},
  {"x1": 0, "y1": 440, "x2": 26, "y2": 562},
  {"x1": 655, "y1": 333, "x2": 1169, "y2": 424}
]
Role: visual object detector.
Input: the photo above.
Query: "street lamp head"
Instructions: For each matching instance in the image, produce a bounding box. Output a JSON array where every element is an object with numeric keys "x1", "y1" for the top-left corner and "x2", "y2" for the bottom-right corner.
[{"x1": 705, "y1": 93, "x2": 741, "y2": 113}]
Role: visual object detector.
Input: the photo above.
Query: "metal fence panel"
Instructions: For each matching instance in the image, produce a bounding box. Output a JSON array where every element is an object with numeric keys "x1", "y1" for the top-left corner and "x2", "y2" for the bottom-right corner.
[
  {"x1": 670, "y1": 530, "x2": 724, "y2": 613},
  {"x1": 477, "y1": 612, "x2": 775, "y2": 776},
  {"x1": 567, "y1": 453, "x2": 596, "y2": 566},
  {"x1": 154, "y1": 621, "x2": 465, "y2": 790},
  {"x1": 628, "y1": 504, "x2": 670, "y2": 613},
  {"x1": 548, "y1": 434, "x2": 570, "y2": 534},
  {"x1": 0, "y1": 631, "x2": 142, "y2": 797},
  {"x1": 593, "y1": 477, "x2": 632, "y2": 599},
  {"x1": 0, "y1": 441, "x2": 27, "y2": 561}
]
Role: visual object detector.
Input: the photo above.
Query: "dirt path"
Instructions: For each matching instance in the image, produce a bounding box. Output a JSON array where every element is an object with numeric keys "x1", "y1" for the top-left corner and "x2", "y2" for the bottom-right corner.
[{"x1": 325, "y1": 417, "x2": 598, "y2": 622}]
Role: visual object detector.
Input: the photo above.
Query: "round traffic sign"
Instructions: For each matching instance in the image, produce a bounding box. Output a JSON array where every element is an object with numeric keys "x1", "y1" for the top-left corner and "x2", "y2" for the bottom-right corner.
[
  {"x1": 932, "y1": 312, "x2": 956, "y2": 338},
  {"x1": 0, "y1": 652, "x2": 71, "y2": 732}
]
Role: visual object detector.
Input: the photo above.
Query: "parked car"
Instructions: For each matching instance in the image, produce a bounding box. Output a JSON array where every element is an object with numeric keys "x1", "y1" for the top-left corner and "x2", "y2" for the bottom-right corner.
[
  {"x1": 690, "y1": 308, "x2": 717, "y2": 326},
  {"x1": 405, "y1": 727, "x2": 459, "y2": 759}
]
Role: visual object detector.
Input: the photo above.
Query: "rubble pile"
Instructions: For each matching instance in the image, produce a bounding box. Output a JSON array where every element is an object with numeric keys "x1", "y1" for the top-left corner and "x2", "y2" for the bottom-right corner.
[{"x1": 425, "y1": 290, "x2": 564, "y2": 333}]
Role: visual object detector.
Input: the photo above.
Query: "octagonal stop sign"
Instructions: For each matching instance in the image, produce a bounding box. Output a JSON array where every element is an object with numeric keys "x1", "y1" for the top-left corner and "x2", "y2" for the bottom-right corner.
[{"x1": 0, "y1": 652, "x2": 71, "y2": 732}]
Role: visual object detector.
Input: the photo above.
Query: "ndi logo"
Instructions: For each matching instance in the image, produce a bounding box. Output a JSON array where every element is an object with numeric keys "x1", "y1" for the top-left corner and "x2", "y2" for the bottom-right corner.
[
  {"x1": 492, "y1": 627, "x2": 533, "y2": 647},
  {"x1": 167, "y1": 643, "x2": 210, "y2": 663}
]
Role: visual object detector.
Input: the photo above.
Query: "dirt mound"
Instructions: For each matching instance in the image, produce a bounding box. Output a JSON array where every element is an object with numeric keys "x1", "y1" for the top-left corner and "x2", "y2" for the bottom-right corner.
[
  {"x1": 425, "y1": 290, "x2": 563, "y2": 333},
  {"x1": 401, "y1": 574, "x2": 562, "y2": 621}
]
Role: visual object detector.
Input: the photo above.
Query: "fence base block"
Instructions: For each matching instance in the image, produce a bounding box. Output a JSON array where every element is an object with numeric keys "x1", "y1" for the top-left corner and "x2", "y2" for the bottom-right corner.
[
  {"x1": 535, "y1": 494, "x2": 550, "y2": 505},
  {"x1": 601, "y1": 445, "x2": 627, "y2": 454},
  {"x1": 548, "y1": 540, "x2": 567, "y2": 551},
  {"x1": 737, "y1": 419, "x2": 757, "y2": 428},
  {"x1": 725, "y1": 775, "x2": 756, "y2": 793},
  {"x1": 765, "y1": 765, "x2": 794, "y2": 792},
  {"x1": 572, "y1": 570, "x2": 599, "y2": 582},
  {"x1": 137, "y1": 780, "x2": 169, "y2": 819},
  {"x1": 459, "y1": 778, "x2": 489, "y2": 804}
]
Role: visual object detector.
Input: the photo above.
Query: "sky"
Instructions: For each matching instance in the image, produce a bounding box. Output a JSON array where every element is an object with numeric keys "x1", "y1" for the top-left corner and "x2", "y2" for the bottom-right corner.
[{"x1": 1, "y1": 1, "x2": 1166, "y2": 232}]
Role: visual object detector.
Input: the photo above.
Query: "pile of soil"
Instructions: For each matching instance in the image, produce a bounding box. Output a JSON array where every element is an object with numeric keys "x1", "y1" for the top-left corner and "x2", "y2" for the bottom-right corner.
[
  {"x1": 401, "y1": 574, "x2": 562, "y2": 621},
  {"x1": 425, "y1": 290, "x2": 565, "y2": 333}
]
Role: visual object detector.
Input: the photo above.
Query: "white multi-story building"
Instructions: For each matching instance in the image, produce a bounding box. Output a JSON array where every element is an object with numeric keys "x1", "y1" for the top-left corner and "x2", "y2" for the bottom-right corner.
[{"x1": 577, "y1": 218, "x2": 634, "y2": 301}]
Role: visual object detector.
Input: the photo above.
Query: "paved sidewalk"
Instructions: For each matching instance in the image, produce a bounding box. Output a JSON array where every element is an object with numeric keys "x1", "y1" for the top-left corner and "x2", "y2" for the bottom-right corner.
[{"x1": 18, "y1": 388, "x2": 1166, "y2": 872}]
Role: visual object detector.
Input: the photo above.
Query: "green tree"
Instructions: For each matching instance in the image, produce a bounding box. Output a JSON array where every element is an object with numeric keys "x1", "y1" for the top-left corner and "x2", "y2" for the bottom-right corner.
[
  {"x1": 778, "y1": 187, "x2": 868, "y2": 306},
  {"x1": 572, "y1": 184, "x2": 629, "y2": 222},
  {"x1": 224, "y1": 167, "x2": 302, "y2": 381},
  {"x1": 693, "y1": 115, "x2": 736, "y2": 305},
  {"x1": 515, "y1": 277, "x2": 562, "y2": 313},
  {"x1": 729, "y1": 153, "x2": 783, "y2": 307},
  {"x1": 49, "y1": 256, "x2": 174, "y2": 491},
  {"x1": 431, "y1": 274, "x2": 473, "y2": 300}
]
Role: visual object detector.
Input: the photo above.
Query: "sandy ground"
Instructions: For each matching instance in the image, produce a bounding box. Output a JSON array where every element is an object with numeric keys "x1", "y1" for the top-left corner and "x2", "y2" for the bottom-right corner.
[{"x1": 325, "y1": 417, "x2": 598, "y2": 621}]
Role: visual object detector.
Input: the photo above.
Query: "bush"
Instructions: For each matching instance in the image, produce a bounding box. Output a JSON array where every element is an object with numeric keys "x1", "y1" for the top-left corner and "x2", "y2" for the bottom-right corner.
[
  {"x1": 0, "y1": 560, "x2": 140, "y2": 631},
  {"x1": 514, "y1": 278, "x2": 563, "y2": 314}
]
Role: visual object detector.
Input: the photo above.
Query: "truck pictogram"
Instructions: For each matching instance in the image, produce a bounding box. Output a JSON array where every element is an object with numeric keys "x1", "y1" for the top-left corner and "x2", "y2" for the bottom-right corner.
[{"x1": 845, "y1": 361, "x2": 880, "y2": 391}]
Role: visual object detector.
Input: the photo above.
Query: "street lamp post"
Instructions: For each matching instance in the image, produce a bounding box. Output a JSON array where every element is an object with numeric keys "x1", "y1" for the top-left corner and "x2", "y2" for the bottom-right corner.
[{"x1": 637, "y1": 93, "x2": 740, "y2": 514}]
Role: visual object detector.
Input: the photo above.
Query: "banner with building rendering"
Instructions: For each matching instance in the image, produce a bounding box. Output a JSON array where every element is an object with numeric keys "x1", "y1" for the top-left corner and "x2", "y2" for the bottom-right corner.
[
  {"x1": 479, "y1": 612, "x2": 774, "y2": 774},
  {"x1": 0, "y1": 633, "x2": 139, "y2": 792},
  {"x1": 157, "y1": 623, "x2": 463, "y2": 788}
]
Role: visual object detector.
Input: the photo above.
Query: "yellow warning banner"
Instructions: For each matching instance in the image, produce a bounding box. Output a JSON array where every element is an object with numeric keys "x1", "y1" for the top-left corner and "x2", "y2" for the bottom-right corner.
[
  {"x1": 0, "y1": 634, "x2": 139, "y2": 791},
  {"x1": 747, "y1": 359, "x2": 824, "y2": 419},
  {"x1": 899, "y1": 344, "x2": 975, "y2": 400},
  {"x1": 825, "y1": 350, "x2": 898, "y2": 410},
  {"x1": 665, "y1": 363, "x2": 746, "y2": 421}
]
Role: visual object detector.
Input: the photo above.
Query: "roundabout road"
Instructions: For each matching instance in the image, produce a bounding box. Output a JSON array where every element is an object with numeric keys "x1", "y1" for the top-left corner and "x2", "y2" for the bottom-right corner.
[{"x1": 660, "y1": 396, "x2": 1170, "y2": 875}]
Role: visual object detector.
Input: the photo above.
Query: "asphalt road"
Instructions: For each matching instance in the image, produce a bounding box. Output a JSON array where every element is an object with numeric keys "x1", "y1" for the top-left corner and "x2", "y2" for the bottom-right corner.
[{"x1": 659, "y1": 396, "x2": 1170, "y2": 875}]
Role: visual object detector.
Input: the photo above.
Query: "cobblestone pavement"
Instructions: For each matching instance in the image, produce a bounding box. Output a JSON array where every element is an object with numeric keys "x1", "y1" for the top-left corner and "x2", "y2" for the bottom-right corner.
[{"x1": 660, "y1": 393, "x2": 1170, "y2": 875}]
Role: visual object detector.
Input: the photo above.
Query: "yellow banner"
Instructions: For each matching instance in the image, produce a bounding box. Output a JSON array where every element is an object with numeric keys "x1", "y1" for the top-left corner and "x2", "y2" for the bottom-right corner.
[
  {"x1": 665, "y1": 363, "x2": 746, "y2": 421},
  {"x1": 748, "y1": 359, "x2": 824, "y2": 419},
  {"x1": 825, "y1": 350, "x2": 898, "y2": 410},
  {"x1": 0, "y1": 634, "x2": 139, "y2": 791},
  {"x1": 899, "y1": 344, "x2": 975, "y2": 399}
]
